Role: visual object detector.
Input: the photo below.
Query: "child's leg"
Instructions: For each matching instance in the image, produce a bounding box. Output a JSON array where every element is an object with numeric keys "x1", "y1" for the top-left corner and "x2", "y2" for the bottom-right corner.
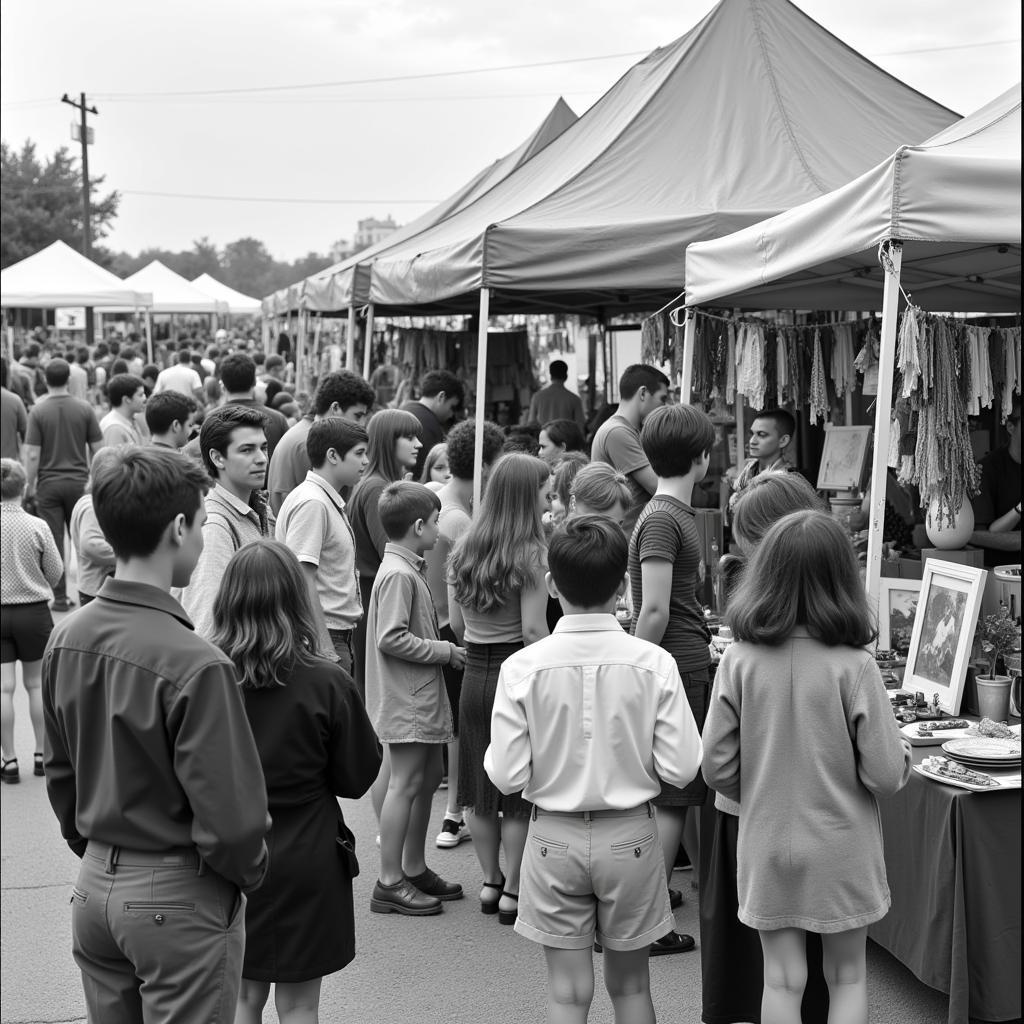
[
  {"x1": 603, "y1": 948, "x2": 655, "y2": 1024},
  {"x1": 21, "y1": 659, "x2": 45, "y2": 754},
  {"x1": 499, "y1": 813, "x2": 529, "y2": 915},
  {"x1": 402, "y1": 745, "x2": 444, "y2": 877},
  {"x1": 0, "y1": 662, "x2": 17, "y2": 759},
  {"x1": 378, "y1": 743, "x2": 431, "y2": 885},
  {"x1": 821, "y1": 926, "x2": 868, "y2": 1024},
  {"x1": 681, "y1": 807, "x2": 700, "y2": 886},
  {"x1": 274, "y1": 977, "x2": 323, "y2": 1024},
  {"x1": 543, "y1": 946, "x2": 594, "y2": 1024},
  {"x1": 370, "y1": 746, "x2": 391, "y2": 825},
  {"x1": 759, "y1": 927, "x2": 808, "y2": 1024},
  {"x1": 466, "y1": 810, "x2": 503, "y2": 904},
  {"x1": 444, "y1": 736, "x2": 462, "y2": 819},
  {"x1": 654, "y1": 805, "x2": 685, "y2": 883},
  {"x1": 233, "y1": 979, "x2": 271, "y2": 1024}
]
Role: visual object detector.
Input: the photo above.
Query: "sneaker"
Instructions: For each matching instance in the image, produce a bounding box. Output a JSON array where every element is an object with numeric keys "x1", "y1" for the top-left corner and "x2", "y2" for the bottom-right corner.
[{"x1": 435, "y1": 817, "x2": 470, "y2": 848}]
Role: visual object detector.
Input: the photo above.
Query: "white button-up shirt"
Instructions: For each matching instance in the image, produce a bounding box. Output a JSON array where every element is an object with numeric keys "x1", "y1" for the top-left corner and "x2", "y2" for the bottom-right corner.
[{"x1": 484, "y1": 613, "x2": 703, "y2": 811}]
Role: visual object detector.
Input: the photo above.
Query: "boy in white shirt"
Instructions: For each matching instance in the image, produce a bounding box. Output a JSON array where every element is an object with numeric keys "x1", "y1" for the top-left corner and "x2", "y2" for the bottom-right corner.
[{"x1": 485, "y1": 515, "x2": 702, "y2": 1024}]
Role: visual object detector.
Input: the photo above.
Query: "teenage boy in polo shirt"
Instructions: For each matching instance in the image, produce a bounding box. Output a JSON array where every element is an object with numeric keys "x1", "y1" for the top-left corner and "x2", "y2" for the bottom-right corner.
[
  {"x1": 179, "y1": 405, "x2": 270, "y2": 639},
  {"x1": 42, "y1": 446, "x2": 270, "y2": 1022},
  {"x1": 485, "y1": 516, "x2": 702, "y2": 1021},
  {"x1": 99, "y1": 374, "x2": 147, "y2": 447},
  {"x1": 144, "y1": 390, "x2": 197, "y2": 451},
  {"x1": 276, "y1": 418, "x2": 369, "y2": 675}
]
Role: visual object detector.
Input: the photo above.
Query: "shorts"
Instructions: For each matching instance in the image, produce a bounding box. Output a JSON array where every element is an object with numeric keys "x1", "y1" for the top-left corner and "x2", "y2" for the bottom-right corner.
[
  {"x1": 439, "y1": 623, "x2": 463, "y2": 735},
  {"x1": 515, "y1": 803, "x2": 673, "y2": 952},
  {"x1": 0, "y1": 602, "x2": 54, "y2": 663}
]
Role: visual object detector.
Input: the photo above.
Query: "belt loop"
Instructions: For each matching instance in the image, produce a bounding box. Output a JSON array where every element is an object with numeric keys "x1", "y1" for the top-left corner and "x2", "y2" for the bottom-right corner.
[{"x1": 104, "y1": 845, "x2": 120, "y2": 875}]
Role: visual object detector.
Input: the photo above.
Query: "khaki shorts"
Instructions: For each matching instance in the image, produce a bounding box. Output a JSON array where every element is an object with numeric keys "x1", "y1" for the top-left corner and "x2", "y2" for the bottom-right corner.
[{"x1": 515, "y1": 804, "x2": 673, "y2": 951}]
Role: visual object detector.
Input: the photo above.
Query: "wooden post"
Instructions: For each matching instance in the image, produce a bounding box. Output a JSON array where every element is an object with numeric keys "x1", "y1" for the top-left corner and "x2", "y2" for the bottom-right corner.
[
  {"x1": 472, "y1": 288, "x2": 491, "y2": 511},
  {"x1": 864, "y1": 241, "x2": 903, "y2": 615}
]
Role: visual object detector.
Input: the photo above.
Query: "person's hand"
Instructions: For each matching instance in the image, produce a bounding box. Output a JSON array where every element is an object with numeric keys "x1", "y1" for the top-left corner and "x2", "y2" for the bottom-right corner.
[{"x1": 448, "y1": 643, "x2": 467, "y2": 670}]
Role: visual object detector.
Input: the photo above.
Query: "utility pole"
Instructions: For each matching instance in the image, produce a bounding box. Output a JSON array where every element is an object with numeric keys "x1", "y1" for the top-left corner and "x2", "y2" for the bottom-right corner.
[{"x1": 60, "y1": 92, "x2": 98, "y2": 346}]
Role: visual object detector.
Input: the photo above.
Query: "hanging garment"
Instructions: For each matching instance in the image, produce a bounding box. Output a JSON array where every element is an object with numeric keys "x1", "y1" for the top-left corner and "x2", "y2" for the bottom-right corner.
[
  {"x1": 897, "y1": 310, "x2": 922, "y2": 398},
  {"x1": 809, "y1": 329, "x2": 828, "y2": 424},
  {"x1": 776, "y1": 329, "x2": 789, "y2": 407},
  {"x1": 725, "y1": 323, "x2": 737, "y2": 404},
  {"x1": 831, "y1": 323, "x2": 855, "y2": 397}
]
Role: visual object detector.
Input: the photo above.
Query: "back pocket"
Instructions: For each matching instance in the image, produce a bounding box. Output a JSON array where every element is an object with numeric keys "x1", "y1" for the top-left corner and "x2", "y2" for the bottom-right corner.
[{"x1": 609, "y1": 831, "x2": 657, "y2": 861}]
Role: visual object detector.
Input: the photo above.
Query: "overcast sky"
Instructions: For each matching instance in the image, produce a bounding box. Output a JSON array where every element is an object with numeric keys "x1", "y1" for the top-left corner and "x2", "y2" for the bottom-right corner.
[{"x1": 1, "y1": 0, "x2": 1019, "y2": 263}]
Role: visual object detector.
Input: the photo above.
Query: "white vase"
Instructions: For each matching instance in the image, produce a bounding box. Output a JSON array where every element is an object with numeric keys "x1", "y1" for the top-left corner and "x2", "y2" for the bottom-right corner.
[{"x1": 924, "y1": 496, "x2": 975, "y2": 550}]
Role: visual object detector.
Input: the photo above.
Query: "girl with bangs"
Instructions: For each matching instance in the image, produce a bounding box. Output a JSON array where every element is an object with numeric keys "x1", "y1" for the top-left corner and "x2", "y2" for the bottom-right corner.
[
  {"x1": 703, "y1": 511, "x2": 911, "y2": 1024},
  {"x1": 448, "y1": 453, "x2": 552, "y2": 925},
  {"x1": 214, "y1": 541, "x2": 381, "y2": 1024},
  {"x1": 348, "y1": 409, "x2": 423, "y2": 701}
]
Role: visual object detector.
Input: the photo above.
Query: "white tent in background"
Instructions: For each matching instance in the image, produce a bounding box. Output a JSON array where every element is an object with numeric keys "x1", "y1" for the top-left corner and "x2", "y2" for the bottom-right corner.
[
  {"x1": 681, "y1": 83, "x2": 1022, "y2": 613},
  {"x1": 192, "y1": 273, "x2": 261, "y2": 316},
  {"x1": 0, "y1": 240, "x2": 152, "y2": 309},
  {"x1": 120, "y1": 261, "x2": 226, "y2": 314}
]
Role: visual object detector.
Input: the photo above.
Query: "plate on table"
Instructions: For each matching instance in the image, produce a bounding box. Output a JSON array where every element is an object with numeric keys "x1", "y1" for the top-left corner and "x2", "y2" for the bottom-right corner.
[
  {"x1": 901, "y1": 722, "x2": 974, "y2": 746},
  {"x1": 913, "y1": 761, "x2": 1021, "y2": 793},
  {"x1": 942, "y1": 738, "x2": 1022, "y2": 764}
]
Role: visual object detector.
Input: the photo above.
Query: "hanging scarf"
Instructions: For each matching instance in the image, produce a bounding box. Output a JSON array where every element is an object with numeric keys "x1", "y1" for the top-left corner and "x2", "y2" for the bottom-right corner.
[{"x1": 809, "y1": 328, "x2": 828, "y2": 423}]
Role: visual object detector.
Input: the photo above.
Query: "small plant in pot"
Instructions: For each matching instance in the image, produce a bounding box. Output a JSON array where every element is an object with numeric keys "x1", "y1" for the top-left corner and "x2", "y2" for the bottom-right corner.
[{"x1": 975, "y1": 606, "x2": 1020, "y2": 682}]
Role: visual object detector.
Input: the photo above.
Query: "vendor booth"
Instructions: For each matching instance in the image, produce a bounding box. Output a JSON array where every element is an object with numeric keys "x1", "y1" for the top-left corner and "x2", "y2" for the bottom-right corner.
[{"x1": 680, "y1": 84, "x2": 1021, "y2": 1024}]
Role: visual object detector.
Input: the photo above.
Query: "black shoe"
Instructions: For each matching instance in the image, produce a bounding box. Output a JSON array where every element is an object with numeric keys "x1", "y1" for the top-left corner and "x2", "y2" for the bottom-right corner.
[
  {"x1": 1, "y1": 758, "x2": 20, "y2": 784},
  {"x1": 33, "y1": 753, "x2": 44, "y2": 777},
  {"x1": 370, "y1": 878, "x2": 442, "y2": 916},
  {"x1": 674, "y1": 847, "x2": 692, "y2": 871},
  {"x1": 669, "y1": 887, "x2": 684, "y2": 909},
  {"x1": 498, "y1": 890, "x2": 518, "y2": 926},
  {"x1": 650, "y1": 930, "x2": 696, "y2": 956},
  {"x1": 405, "y1": 868, "x2": 463, "y2": 901}
]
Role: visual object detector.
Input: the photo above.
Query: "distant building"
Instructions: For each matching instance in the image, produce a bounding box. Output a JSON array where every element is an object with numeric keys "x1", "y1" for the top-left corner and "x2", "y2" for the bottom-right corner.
[
  {"x1": 329, "y1": 238, "x2": 353, "y2": 263},
  {"x1": 353, "y1": 216, "x2": 400, "y2": 252}
]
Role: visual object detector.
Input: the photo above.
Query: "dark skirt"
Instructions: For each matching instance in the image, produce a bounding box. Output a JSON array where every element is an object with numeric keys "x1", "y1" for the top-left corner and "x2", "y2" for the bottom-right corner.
[
  {"x1": 655, "y1": 667, "x2": 711, "y2": 807},
  {"x1": 698, "y1": 801, "x2": 830, "y2": 1024},
  {"x1": 242, "y1": 797, "x2": 357, "y2": 983},
  {"x1": 457, "y1": 640, "x2": 531, "y2": 819},
  {"x1": 352, "y1": 575, "x2": 375, "y2": 704}
]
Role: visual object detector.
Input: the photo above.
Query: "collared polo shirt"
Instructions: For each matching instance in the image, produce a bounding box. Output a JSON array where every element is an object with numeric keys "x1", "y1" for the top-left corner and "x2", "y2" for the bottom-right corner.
[
  {"x1": 277, "y1": 470, "x2": 361, "y2": 631},
  {"x1": 99, "y1": 409, "x2": 142, "y2": 447}
]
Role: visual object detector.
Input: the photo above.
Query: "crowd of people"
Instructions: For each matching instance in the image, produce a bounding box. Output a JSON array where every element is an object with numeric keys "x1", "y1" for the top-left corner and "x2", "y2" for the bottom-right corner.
[{"x1": 1, "y1": 335, "x2": 920, "y2": 1024}]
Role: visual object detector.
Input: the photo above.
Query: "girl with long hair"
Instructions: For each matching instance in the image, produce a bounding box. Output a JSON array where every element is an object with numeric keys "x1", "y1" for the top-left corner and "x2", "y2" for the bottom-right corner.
[
  {"x1": 703, "y1": 512, "x2": 911, "y2": 1024},
  {"x1": 215, "y1": 541, "x2": 380, "y2": 1024},
  {"x1": 448, "y1": 453, "x2": 552, "y2": 924}
]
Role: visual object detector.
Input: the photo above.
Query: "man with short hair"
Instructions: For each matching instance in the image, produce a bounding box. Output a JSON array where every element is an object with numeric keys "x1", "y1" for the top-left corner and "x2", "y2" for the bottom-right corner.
[
  {"x1": 145, "y1": 391, "x2": 197, "y2": 450},
  {"x1": 590, "y1": 363, "x2": 670, "y2": 539},
  {"x1": 24, "y1": 358, "x2": 104, "y2": 611},
  {"x1": 153, "y1": 349, "x2": 204, "y2": 400},
  {"x1": 67, "y1": 349, "x2": 89, "y2": 401},
  {"x1": 179, "y1": 405, "x2": 271, "y2": 639},
  {"x1": 1, "y1": 357, "x2": 28, "y2": 460},
  {"x1": 527, "y1": 359, "x2": 585, "y2": 431},
  {"x1": 268, "y1": 370, "x2": 374, "y2": 515},
  {"x1": 42, "y1": 445, "x2": 270, "y2": 1022},
  {"x1": 99, "y1": 374, "x2": 147, "y2": 447},
  {"x1": 727, "y1": 408, "x2": 798, "y2": 521},
  {"x1": 401, "y1": 370, "x2": 465, "y2": 479},
  {"x1": 215, "y1": 352, "x2": 290, "y2": 461},
  {"x1": 970, "y1": 399, "x2": 1022, "y2": 566}
]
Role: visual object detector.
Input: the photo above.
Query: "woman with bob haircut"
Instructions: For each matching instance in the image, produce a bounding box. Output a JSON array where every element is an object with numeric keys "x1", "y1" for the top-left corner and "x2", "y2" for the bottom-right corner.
[
  {"x1": 214, "y1": 540, "x2": 381, "y2": 1024},
  {"x1": 348, "y1": 409, "x2": 423, "y2": 700},
  {"x1": 569, "y1": 462, "x2": 634, "y2": 527},
  {"x1": 704, "y1": 511, "x2": 910, "y2": 1024},
  {"x1": 448, "y1": 453, "x2": 552, "y2": 925},
  {"x1": 538, "y1": 418, "x2": 586, "y2": 465}
]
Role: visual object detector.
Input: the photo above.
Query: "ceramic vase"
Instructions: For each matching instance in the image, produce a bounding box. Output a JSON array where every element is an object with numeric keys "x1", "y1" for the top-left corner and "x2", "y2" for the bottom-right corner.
[{"x1": 924, "y1": 495, "x2": 974, "y2": 550}]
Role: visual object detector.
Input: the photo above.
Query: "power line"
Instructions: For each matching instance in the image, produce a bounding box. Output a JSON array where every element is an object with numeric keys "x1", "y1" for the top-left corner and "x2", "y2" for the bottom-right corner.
[{"x1": 3, "y1": 184, "x2": 440, "y2": 204}]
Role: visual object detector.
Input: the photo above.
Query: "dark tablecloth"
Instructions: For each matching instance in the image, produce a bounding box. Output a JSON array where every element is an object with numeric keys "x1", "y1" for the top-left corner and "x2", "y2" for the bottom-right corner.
[{"x1": 870, "y1": 743, "x2": 1021, "y2": 1024}]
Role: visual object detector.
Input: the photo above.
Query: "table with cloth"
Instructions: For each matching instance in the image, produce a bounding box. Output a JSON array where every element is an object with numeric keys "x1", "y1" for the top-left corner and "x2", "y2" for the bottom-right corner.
[{"x1": 870, "y1": 740, "x2": 1021, "y2": 1024}]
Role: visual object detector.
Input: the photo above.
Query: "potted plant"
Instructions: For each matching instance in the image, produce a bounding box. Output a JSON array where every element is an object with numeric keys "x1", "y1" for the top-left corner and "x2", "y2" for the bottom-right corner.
[{"x1": 973, "y1": 607, "x2": 1021, "y2": 722}]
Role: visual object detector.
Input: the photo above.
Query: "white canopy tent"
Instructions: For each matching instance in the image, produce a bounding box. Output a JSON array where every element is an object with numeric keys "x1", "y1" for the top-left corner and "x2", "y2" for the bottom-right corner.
[
  {"x1": 191, "y1": 273, "x2": 261, "y2": 316},
  {"x1": 119, "y1": 261, "x2": 227, "y2": 315},
  {"x1": 682, "y1": 83, "x2": 1022, "y2": 612}
]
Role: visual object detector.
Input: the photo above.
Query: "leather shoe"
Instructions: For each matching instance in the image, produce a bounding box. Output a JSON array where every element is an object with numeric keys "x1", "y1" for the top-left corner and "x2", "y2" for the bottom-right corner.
[
  {"x1": 669, "y1": 887, "x2": 683, "y2": 909},
  {"x1": 649, "y1": 930, "x2": 696, "y2": 956},
  {"x1": 370, "y1": 878, "x2": 442, "y2": 916},
  {"x1": 405, "y1": 868, "x2": 463, "y2": 901}
]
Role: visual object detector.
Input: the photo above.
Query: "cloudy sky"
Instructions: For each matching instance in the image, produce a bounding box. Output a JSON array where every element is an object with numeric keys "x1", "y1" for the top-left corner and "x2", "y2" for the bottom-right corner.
[{"x1": 1, "y1": 0, "x2": 1019, "y2": 262}]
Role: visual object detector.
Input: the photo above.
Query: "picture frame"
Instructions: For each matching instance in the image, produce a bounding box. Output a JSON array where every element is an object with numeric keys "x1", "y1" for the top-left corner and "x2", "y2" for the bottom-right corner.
[
  {"x1": 816, "y1": 425, "x2": 872, "y2": 491},
  {"x1": 878, "y1": 578, "x2": 922, "y2": 655},
  {"x1": 903, "y1": 560, "x2": 988, "y2": 715}
]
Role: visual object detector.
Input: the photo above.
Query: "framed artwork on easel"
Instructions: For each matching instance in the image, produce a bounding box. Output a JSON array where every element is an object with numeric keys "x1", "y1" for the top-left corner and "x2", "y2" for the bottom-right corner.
[{"x1": 817, "y1": 426, "x2": 872, "y2": 491}]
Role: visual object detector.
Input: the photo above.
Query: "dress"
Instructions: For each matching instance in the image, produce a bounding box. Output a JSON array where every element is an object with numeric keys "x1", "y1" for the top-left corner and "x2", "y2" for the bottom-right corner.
[{"x1": 240, "y1": 658, "x2": 382, "y2": 982}]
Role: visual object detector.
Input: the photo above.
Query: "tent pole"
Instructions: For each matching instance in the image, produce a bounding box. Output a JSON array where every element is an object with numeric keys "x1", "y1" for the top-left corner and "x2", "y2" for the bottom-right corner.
[
  {"x1": 472, "y1": 288, "x2": 491, "y2": 511},
  {"x1": 261, "y1": 316, "x2": 270, "y2": 357},
  {"x1": 346, "y1": 303, "x2": 357, "y2": 371},
  {"x1": 864, "y1": 241, "x2": 903, "y2": 616},
  {"x1": 680, "y1": 309, "x2": 696, "y2": 404},
  {"x1": 363, "y1": 304, "x2": 375, "y2": 380},
  {"x1": 144, "y1": 309, "x2": 153, "y2": 363}
]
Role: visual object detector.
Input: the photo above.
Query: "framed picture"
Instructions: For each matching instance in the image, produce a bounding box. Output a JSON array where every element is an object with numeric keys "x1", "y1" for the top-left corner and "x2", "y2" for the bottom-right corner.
[
  {"x1": 817, "y1": 426, "x2": 872, "y2": 491},
  {"x1": 878, "y1": 578, "x2": 921, "y2": 655},
  {"x1": 903, "y1": 560, "x2": 988, "y2": 715}
]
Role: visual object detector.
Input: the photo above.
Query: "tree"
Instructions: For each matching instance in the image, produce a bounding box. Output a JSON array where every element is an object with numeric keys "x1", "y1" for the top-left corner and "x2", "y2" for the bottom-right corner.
[
  {"x1": 221, "y1": 237, "x2": 278, "y2": 298},
  {"x1": 0, "y1": 140, "x2": 119, "y2": 268}
]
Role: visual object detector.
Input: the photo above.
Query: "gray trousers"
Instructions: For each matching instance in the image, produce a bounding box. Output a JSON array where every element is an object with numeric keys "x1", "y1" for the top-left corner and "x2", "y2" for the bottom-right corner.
[{"x1": 71, "y1": 841, "x2": 245, "y2": 1023}]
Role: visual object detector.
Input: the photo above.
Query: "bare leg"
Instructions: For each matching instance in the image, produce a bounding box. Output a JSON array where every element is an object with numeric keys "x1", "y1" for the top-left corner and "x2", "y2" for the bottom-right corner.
[
  {"x1": 370, "y1": 746, "x2": 391, "y2": 824},
  {"x1": 543, "y1": 946, "x2": 595, "y2": 1024},
  {"x1": 681, "y1": 806, "x2": 700, "y2": 887},
  {"x1": 500, "y1": 814, "x2": 529, "y2": 916},
  {"x1": 655, "y1": 805, "x2": 685, "y2": 883},
  {"x1": 604, "y1": 947, "x2": 655, "y2": 1024},
  {"x1": 234, "y1": 979, "x2": 271, "y2": 1024},
  {"x1": 378, "y1": 744, "x2": 430, "y2": 885},
  {"x1": 274, "y1": 978, "x2": 323, "y2": 1024},
  {"x1": 444, "y1": 737, "x2": 462, "y2": 818},
  {"x1": 402, "y1": 746, "x2": 443, "y2": 878},
  {"x1": 760, "y1": 927, "x2": 808, "y2": 1024},
  {"x1": 466, "y1": 810, "x2": 502, "y2": 904},
  {"x1": 21, "y1": 660, "x2": 45, "y2": 755},
  {"x1": 822, "y1": 927, "x2": 868, "y2": 1024},
  {"x1": 0, "y1": 662, "x2": 16, "y2": 760}
]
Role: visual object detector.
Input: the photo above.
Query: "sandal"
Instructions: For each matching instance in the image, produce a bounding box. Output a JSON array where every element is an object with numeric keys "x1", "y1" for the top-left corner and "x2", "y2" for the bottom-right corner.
[
  {"x1": 480, "y1": 874, "x2": 505, "y2": 915},
  {"x1": 1, "y1": 758, "x2": 20, "y2": 784},
  {"x1": 649, "y1": 930, "x2": 696, "y2": 956},
  {"x1": 498, "y1": 890, "x2": 519, "y2": 926},
  {"x1": 34, "y1": 753, "x2": 44, "y2": 777}
]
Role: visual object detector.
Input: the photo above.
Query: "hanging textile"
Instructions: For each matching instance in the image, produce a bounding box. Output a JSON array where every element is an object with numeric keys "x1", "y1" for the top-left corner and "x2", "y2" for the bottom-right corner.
[
  {"x1": 1003, "y1": 326, "x2": 1021, "y2": 420},
  {"x1": 897, "y1": 310, "x2": 921, "y2": 398},
  {"x1": 809, "y1": 329, "x2": 828, "y2": 423},
  {"x1": 831, "y1": 323, "x2": 855, "y2": 397},
  {"x1": 725, "y1": 323, "x2": 737, "y2": 404}
]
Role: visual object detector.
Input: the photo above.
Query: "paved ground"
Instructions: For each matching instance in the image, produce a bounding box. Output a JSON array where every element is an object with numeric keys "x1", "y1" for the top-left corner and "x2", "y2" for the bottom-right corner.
[{"x1": 1, "y1": 604, "x2": 953, "y2": 1023}]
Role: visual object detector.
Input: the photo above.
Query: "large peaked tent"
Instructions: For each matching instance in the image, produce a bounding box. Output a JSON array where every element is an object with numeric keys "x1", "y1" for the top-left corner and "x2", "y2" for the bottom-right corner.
[
  {"x1": 119, "y1": 261, "x2": 226, "y2": 314},
  {"x1": 264, "y1": 97, "x2": 578, "y2": 315},
  {"x1": 0, "y1": 240, "x2": 152, "y2": 309},
  {"x1": 192, "y1": 273, "x2": 261, "y2": 316},
  {"x1": 365, "y1": 0, "x2": 959, "y2": 315}
]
